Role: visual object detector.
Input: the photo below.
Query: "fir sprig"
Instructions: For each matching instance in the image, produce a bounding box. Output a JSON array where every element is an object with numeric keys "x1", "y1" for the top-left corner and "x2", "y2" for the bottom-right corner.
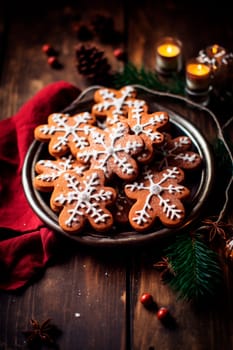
[
  {"x1": 113, "y1": 62, "x2": 185, "y2": 95},
  {"x1": 163, "y1": 232, "x2": 223, "y2": 302}
]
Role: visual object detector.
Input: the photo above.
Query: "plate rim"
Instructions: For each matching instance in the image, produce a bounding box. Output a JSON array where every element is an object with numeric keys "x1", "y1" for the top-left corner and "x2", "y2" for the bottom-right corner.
[{"x1": 22, "y1": 85, "x2": 216, "y2": 247}]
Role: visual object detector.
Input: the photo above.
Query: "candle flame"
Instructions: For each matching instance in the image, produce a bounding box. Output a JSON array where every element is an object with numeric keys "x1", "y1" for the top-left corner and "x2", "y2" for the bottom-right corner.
[
  {"x1": 166, "y1": 45, "x2": 173, "y2": 54},
  {"x1": 211, "y1": 45, "x2": 219, "y2": 55},
  {"x1": 186, "y1": 62, "x2": 210, "y2": 76},
  {"x1": 157, "y1": 42, "x2": 181, "y2": 58}
]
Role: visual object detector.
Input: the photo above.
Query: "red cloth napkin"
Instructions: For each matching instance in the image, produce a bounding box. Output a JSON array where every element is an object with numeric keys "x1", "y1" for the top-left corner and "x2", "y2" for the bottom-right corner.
[{"x1": 0, "y1": 81, "x2": 81, "y2": 291}]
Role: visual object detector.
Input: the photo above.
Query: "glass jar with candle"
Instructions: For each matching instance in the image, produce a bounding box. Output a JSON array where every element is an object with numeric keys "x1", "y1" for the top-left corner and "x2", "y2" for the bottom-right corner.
[
  {"x1": 155, "y1": 37, "x2": 183, "y2": 75},
  {"x1": 198, "y1": 44, "x2": 226, "y2": 72},
  {"x1": 185, "y1": 58, "x2": 211, "y2": 92},
  {"x1": 197, "y1": 44, "x2": 229, "y2": 92},
  {"x1": 185, "y1": 58, "x2": 211, "y2": 106}
]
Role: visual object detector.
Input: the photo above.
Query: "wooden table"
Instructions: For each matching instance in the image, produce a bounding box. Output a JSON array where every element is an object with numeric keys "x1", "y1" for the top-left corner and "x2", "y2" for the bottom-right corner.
[{"x1": 1, "y1": 1, "x2": 233, "y2": 349}]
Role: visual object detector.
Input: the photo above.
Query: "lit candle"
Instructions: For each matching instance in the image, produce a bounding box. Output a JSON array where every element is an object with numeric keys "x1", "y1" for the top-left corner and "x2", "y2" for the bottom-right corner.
[
  {"x1": 186, "y1": 59, "x2": 211, "y2": 91},
  {"x1": 155, "y1": 37, "x2": 182, "y2": 74},
  {"x1": 204, "y1": 44, "x2": 226, "y2": 71},
  {"x1": 198, "y1": 44, "x2": 226, "y2": 73},
  {"x1": 207, "y1": 44, "x2": 226, "y2": 56},
  {"x1": 197, "y1": 44, "x2": 228, "y2": 90}
]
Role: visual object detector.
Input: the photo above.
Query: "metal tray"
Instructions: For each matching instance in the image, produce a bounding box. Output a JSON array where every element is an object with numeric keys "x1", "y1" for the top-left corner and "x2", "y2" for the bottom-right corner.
[{"x1": 22, "y1": 85, "x2": 220, "y2": 246}]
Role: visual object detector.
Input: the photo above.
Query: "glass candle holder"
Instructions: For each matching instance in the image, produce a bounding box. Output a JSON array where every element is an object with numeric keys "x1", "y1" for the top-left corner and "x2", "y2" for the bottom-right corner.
[
  {"x1": 198, "y1": 44, "x2": 226, "y2": 72},
  {"x1": 185, "y1": 58, "x2": 211, "y2": 92},
  {"x1": 155, "y1": 37, "x2": 183, "y2": 75},
  {"x1": 197, "y1": 44, "x2": 229, "y2": 92}
]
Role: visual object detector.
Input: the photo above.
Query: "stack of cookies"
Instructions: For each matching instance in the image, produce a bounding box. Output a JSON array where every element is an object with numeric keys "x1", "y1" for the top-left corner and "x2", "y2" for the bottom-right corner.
[{"x1": 33, "y1": 86, "x2": 202, "y2": 235}]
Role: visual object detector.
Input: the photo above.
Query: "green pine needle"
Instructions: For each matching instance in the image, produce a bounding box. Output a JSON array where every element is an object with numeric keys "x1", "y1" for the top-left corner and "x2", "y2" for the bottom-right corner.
[
  {"x1": 164, "y1": 232, "x2": 223, "y2": 302},
  {"x1": 113, "y1": 62, "x2": 185, "y2": 95}
]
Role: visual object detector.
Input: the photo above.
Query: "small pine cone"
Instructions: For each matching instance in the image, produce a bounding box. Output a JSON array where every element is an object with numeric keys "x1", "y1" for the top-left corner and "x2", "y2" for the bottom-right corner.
[{"x1": 75, "y1": 44, "x2": 111, "y2": 84}]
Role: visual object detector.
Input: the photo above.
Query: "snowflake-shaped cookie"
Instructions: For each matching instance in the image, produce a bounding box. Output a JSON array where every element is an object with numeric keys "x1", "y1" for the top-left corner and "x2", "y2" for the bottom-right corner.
[
  {"x1": 125, "y1": 166, "x2": 190, "y2": 231},
  {"x1": 126, "y1": 102, "x2": 169, "y2": 163},
  {"x1": 33, "y1": 155, "x2": 89, "y2": 192},
  {"x1": 155, "y1": 132, "x2": 202, "y2": 170},
  {"x1": 50, "y1": 169, "x2": 116, "y2": 234},
  {"x1": 77, "y1": 122, "x2": 144, "y2": 181},
  {"x1": 34, "y1": 112, "x2": 96, "y2": 157},
  {"x1": 92, "y1": 86, "x2": 147, "y2": 126}
]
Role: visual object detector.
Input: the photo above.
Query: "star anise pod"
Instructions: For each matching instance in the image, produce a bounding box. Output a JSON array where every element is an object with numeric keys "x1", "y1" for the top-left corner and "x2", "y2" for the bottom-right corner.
[
  {"x1": 202, "y1": 217, "x2": 233, "y2": 242},
  {"x1": 153, "y1": 256, "x2": 175, "y2": 281},
  {"x1": 22, "y1": 318, "x2": 60, "y2": 348}
]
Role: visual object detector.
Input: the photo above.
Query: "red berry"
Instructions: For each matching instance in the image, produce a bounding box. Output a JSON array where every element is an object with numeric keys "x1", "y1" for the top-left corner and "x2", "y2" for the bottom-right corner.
[
  {"x1": 157, "y1": 307, "x2": 169, "y2": 320},
  {"x1": 47, "y1": 56, "x2": 63, "y2": 69},
  {"x1": 140, "y1": 293, "x2": 153, "y2": 307},
  {"x1": 113, "y1": 48, "x2": 127, "y2": 61},
  {"x1": 42, "y1": 44, "x2": 52, "y2": 54},
  {"x1": 42, "y1": 44, "x2": 57, "y2": 56},
  {"x1": 47, "y1": 56, "x2": 57, "y2": 65}
]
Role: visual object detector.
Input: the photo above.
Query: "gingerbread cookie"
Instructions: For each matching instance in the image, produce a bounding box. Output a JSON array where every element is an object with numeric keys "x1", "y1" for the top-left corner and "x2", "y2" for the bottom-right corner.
[
  {"x1": 33, "y1": 155, "x2": 89, "y2": 192},
  {"x1": 155, "y1": 132, "x2": 202, "y2": 170},
  {"x1": 126, "y1": 102, "x2": 169, "y2": 163},
  {"x1": 92, "y1": 86, "x2": 147, "y2": 126},
  {"x1": 124, "y1": 166, "x2": 190, "y2": 231},
  {"x1": 34, "y1": 112, "x2": 96, "y2": 157},
  {"x1": 50, "y1": 169, "x2": 117, "y2": 234},
  {"x1": 77, "y1": 121, "x2": 144, "y2": 181}
]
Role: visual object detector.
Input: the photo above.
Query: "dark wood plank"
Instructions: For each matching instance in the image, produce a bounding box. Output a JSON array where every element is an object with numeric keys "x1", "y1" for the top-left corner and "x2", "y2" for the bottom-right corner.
[
  {"x1": 0, "y1": 245, "x2": 128, "y2": 349},
  {"x1": 0, "y1": 0, "x2": 125, "y2": 118},
  {"x1": 0, "y1": 1, "x2": 9, "y2": 108},
  {"x1": 127, "y1": 2, "x2": 233, "y2": 349},
  {"x1": 0, "y1": 0, "x2": 233, "y2": 349},
  {"x1": 0, "y1": 1, "x2": 128, "y2": 349},
  {"x1": 129, "y1": 243, "x2": 233, "y2": 350},
  {"x1": 127, "y1": 0, "x2": 233, "y2": 70}
]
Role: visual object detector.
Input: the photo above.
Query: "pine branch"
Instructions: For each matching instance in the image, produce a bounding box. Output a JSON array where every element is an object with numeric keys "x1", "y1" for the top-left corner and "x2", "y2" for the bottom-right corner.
[
  {"x1": 113, "y1": 62, "x2": 185, "y2": 95},
  {"x1": 163, "y1": 232, "x2": 223, "y2": 302}
]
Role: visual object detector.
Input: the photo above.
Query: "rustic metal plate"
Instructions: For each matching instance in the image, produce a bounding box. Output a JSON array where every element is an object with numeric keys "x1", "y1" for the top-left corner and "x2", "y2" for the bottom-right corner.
[{"x1": 22, "y1": 85, "x2": 220, "y2": 246}]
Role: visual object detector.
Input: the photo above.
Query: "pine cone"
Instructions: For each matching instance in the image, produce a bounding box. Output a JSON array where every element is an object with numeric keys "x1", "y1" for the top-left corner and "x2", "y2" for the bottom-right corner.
[{"x1": 75, "y1": 44, "x2": 112, "y2": 84}]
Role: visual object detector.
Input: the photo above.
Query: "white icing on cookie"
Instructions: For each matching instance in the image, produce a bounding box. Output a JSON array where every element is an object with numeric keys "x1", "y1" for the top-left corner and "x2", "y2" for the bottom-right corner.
[
  {"x1": 127, "y1": 102, "x2": 169, "y2": 162},
  {"x1": 92, "y1": 86, "x2": 146, "y2": 125},
  {"x1": 37, "y1": 112, "x2": 95, "y2": 155},
  {"x1": 125, "y1": 166, "x2": 189, "y2": 228},
  {"x1": 155, "y1": 133, "x2": 202, "y2": 170},
  {"x1": 77, "y1": 122, "x2": 144, "y2": 180},
  {"x1": 35, "y1": 155, "x2": 89, "y2": 184},
  {"x1": 130, "y1": 103, "x2": 167, "y2": 140},
  {"x1": 53, "y1": 170, "x2": 115, "y2": 230}
]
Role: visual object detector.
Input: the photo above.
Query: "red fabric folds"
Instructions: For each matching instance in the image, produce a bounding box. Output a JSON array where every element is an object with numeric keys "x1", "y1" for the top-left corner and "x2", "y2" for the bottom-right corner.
[{"x1": 0, "y1": 81, "x2": 80, "y2": 291}]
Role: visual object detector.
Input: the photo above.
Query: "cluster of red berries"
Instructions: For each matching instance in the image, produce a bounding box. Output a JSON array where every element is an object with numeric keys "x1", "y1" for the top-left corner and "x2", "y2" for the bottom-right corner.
[
  {"x1": 140, "y1": 292, "x2": 169, "y2": 321},
  {"x1": 41, "y1": 44, "x2": 63, "y2": 69},
  {"x1": 42, "y1": 42, "x2": 126, "y2": 72}
]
